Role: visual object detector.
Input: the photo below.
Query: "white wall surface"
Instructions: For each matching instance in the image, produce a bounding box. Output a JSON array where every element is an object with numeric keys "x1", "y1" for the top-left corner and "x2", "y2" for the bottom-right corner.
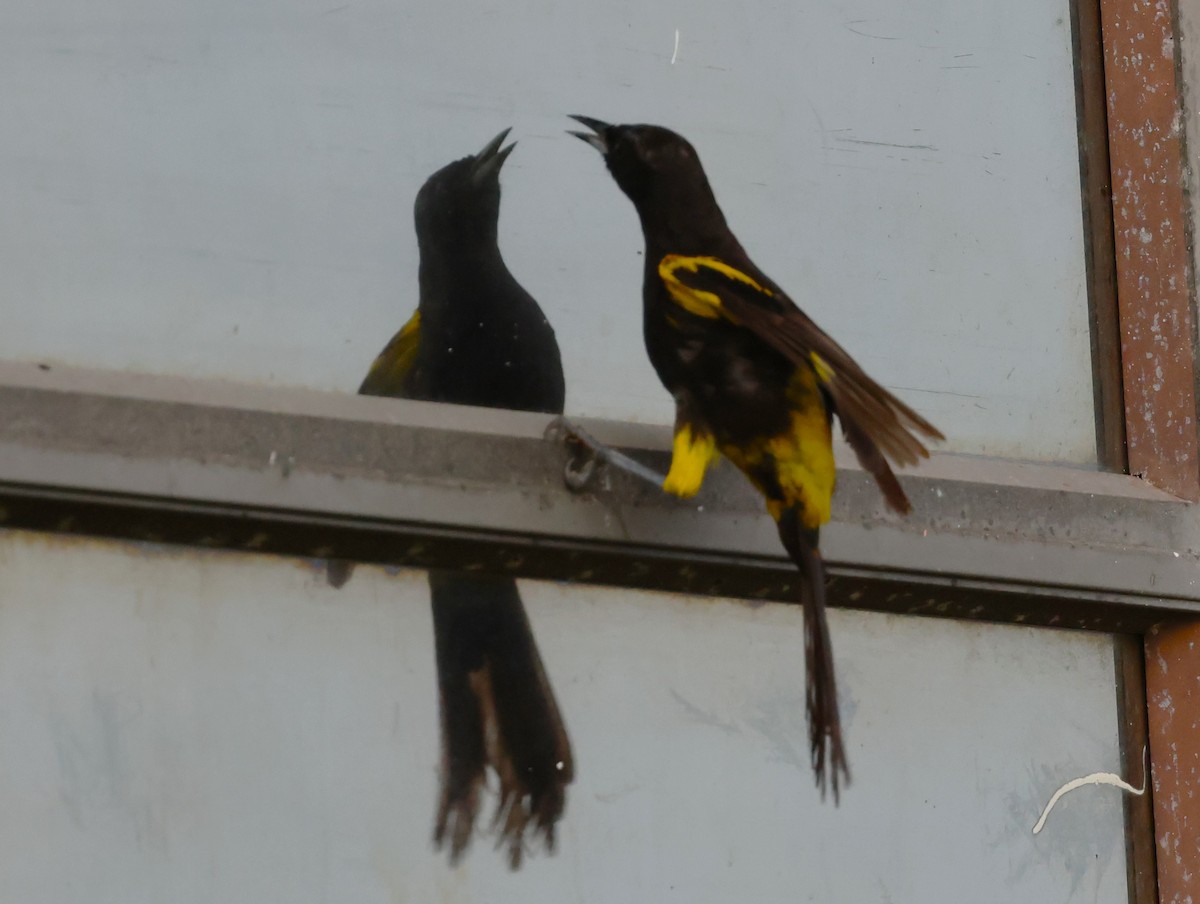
[
  {"x1": 0, "y1": 0, "x2": 1094, "y2": 461},
  {"x1": 0, "y1": 531, "x2": 1129, "y2": 903}
]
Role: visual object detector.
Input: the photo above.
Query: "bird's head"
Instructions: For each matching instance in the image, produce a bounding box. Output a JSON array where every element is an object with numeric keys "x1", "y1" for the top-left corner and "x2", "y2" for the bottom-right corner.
[
  {"x1": 568, "y1": 116, "x2": 721, "y2": 236},
  {"x1": 413, "y1": 129, "x2": 515, "y2": 246}
]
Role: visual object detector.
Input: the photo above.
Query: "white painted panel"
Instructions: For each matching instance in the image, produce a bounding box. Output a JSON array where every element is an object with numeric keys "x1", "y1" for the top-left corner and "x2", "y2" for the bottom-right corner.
[
  {"x1": 0, "y1": 532, "x2": 1128, "y2": 902},
  {"x1": 0, "y1": 0, "x2": 1092, "y2": 461}
]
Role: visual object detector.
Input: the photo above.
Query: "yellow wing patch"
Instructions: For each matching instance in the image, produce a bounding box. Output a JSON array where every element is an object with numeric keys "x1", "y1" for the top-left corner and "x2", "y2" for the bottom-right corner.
[
  {"x1": 658, "y1": 254, "x2": 774, "y2": 321},
  {"x1": 362, "y1": 310, "x2": 421, "y2": 393},
  {"x1": 663, "y1": 423, "x2": 719, "y2": 498}
]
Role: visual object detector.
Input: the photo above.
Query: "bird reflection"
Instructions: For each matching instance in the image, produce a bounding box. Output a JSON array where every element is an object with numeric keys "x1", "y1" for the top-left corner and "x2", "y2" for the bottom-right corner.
[{"x1": 328, "y1": 130, "x2": 572, "y2": 868}]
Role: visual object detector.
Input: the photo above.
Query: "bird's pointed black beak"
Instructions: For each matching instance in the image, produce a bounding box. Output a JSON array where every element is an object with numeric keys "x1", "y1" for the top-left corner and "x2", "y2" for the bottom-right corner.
[
  {"x1": 568, "y1": 115, "x2": 611, "y2": 154},
  {"x1": 472, "y1": 128, "x2": 516, "y2": 182}
]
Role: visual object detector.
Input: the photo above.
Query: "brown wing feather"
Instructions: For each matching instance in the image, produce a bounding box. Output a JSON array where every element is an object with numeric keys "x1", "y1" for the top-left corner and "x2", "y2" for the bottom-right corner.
[
  {"x1": 841, "y1": 418, "x2": 912, "y2": 514},
  {"x1": 739, "y1": 304, "x2": 935, "y2": 513}
]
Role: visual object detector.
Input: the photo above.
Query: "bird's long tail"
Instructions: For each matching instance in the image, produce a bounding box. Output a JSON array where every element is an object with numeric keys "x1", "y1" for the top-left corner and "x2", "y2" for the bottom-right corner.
[
  {"x1": 429, "y1": 570, "x2": 574, "y2": 869},
  {"x1": 776, "y1": 508, "x2": 850, "y2": 802}
]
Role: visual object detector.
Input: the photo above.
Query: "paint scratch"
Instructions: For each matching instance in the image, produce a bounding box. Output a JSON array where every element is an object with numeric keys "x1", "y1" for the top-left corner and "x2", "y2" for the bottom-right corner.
[
  {"x1": 1032, "y1": 749, "x2": 1147, "y2": 834},
  {"x1": 838, "y1": 137, "x2": 938, "y2": 151},
  {"x1": 671, "y1": 28, "x2": 680, "y2": 65}
]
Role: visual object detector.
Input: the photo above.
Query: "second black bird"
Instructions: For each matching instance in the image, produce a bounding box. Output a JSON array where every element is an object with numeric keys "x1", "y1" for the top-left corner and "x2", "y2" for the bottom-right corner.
[{"x1": 329, "y1": 130, "x2": 573, "y2": 867}]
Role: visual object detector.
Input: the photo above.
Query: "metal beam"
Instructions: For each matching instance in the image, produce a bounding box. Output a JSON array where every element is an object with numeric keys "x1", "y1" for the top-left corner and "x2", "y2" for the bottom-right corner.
[{"x1": 0, "y1": 362, "x2": 1197, "y2": 632}]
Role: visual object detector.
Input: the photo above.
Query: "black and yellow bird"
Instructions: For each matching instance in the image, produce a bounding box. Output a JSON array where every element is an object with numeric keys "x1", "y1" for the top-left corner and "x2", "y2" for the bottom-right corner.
[
  {"x1": 327, "y1": 130, "x2": 573, "y2": 867},
  {"x1": 569, "y1": 117, "x2": 943, "y2": 800}
]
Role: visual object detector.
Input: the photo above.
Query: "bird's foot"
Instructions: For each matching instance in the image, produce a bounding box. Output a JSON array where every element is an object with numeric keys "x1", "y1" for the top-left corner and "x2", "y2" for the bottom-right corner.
[{"x1": 545, "y1": 416, "x2": 667, "y2": 492}]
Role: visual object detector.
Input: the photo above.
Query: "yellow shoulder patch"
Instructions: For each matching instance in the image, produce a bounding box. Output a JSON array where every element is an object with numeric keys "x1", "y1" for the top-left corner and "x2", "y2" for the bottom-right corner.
[
  {"x1": 364, "y1": 309, "x2": 421, "y2": 391},
  {"x1": 658, "y1": 254, "x2": 773, "y2": 321}
]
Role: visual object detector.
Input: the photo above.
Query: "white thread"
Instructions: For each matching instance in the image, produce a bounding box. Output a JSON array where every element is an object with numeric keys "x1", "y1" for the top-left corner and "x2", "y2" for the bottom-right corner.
[{"x1": 1032, "y1": 749, "x2": 1147, "y2": 835}]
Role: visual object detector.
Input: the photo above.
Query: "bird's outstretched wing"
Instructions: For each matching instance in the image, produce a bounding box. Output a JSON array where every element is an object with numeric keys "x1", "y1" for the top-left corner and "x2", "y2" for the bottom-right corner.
[
  {"x1": 359, "y1": 309, "x2": 421, "y2": 397},
  {"x1": 659, "y1": 254, "x2": 944, "y2": 513}
]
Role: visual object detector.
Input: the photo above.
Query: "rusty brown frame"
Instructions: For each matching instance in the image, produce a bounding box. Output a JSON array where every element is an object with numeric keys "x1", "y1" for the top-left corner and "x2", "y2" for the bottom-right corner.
[
  {"x1": 1093, "y1": 0, "x2": 1199, "y2": 900},
  {"x1": 1145, "y1": 623, "x2": 1200, "y2": 903},
  {"x1": 1099, "y1": 0, "x2": 1198, "y2": 500}
]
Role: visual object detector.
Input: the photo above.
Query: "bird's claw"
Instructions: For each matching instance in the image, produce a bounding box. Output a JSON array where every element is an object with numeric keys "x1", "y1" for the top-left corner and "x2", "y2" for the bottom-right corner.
[
  {"x1": 545, "y1": 416, "x2": 667, "y2": 493},
  {"x1": 563, "y1": 450, "x2": 600, "y2": 491},
  {"x1": 546, "y1": 416, "x2": 605, "y2": 491}
]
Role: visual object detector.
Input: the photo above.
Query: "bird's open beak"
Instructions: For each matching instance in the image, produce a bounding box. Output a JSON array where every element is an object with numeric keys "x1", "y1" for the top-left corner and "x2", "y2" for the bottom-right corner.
[
  {"x1": 568, "y1": 115, "x2": 611, "y2": 154},
  {"x1": 472, "y1": 128, "x2": 516, "y2": 182}
]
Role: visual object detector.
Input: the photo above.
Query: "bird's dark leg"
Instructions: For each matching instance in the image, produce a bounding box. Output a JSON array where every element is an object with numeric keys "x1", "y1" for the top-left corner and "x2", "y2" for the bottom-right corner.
[{"x1": 545, "y1": 416, "x2": 668, "y2": 492}]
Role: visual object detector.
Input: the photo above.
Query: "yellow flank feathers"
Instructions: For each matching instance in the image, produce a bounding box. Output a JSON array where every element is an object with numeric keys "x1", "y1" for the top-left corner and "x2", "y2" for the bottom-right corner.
[
  {"x1": 722, "y1": 365, "x2": 836, "y2": 531},
  {"x1": 364, "y1": 310, "x2": 421, "y2": 390},
  {"x1": 658, "y1": 254, "x2": 773, "y2": 321},
  {"x1": 663, "y1": 424, "x2": 719, "y2": 497}
]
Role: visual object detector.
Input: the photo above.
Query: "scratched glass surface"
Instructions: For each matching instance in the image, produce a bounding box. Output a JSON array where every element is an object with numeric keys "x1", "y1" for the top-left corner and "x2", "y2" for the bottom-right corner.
[
  {"x1": 0, "y1": 532, "x2": 1130, "y2": 904},
  {"x1": 0, "y1": 0, "x2": 1093, "y2": 462}
]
